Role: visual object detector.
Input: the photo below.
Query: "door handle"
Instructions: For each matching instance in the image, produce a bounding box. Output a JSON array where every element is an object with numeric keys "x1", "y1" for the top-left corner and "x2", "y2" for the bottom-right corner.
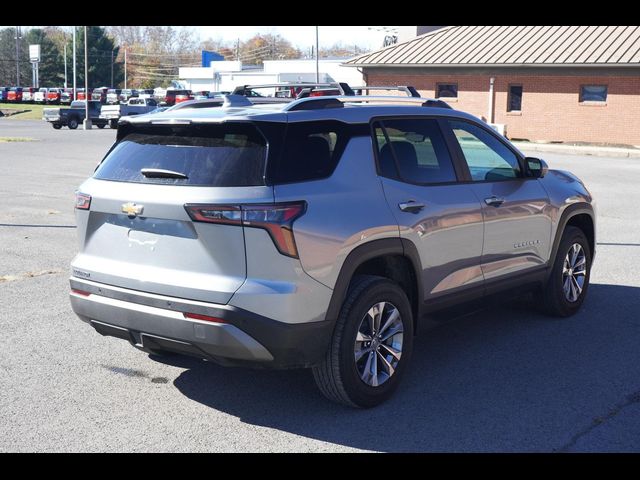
[
  {"x1": 398, "y1": 201, "x2": 426, "y2": 213},
  {"x1": 484, "y1": 196, "x2": 505, "y2": 207}
]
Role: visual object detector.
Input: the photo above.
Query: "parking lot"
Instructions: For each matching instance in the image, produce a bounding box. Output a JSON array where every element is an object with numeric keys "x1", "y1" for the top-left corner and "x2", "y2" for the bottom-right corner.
[{"x1": 1, "y1": 119, "x2": 639, "y2": 452}]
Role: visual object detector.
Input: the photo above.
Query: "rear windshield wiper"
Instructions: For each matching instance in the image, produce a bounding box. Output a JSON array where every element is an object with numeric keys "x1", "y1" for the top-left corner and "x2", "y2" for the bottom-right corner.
[{"x1": 140, "y1": 168, "x2": 188, "y2": 179}]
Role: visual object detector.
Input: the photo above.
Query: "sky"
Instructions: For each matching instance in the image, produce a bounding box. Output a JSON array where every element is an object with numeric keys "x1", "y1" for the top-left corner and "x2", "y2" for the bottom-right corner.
[{"x1": 194, "y1": 26, "x2": 395, "y2": 51}]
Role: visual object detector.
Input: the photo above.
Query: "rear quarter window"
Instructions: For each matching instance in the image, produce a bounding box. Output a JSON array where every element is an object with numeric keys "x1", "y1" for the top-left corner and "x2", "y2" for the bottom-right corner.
[
  {"x1": 268, "y1": 120, "x2": 355, "y2": 184},
  {"x1": 94, "y1": 123, "x2": 267, "y2": 187}
]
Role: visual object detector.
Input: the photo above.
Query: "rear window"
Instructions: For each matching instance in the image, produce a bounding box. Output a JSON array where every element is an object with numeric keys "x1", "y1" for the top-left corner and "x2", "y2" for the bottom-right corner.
[{"x1": 94, "y1": 123, "x2": 267, "y2": 186}]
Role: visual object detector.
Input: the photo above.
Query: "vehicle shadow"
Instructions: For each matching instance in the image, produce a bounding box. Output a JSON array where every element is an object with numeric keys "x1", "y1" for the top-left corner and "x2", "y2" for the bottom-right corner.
[{"x1": 153, "y1": 283, "x2": 640, "y2": 452}]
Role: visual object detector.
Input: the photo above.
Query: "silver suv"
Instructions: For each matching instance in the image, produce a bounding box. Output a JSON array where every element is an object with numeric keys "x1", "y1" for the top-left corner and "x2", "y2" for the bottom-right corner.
[{"x1": 70, "y1": 93, "x2": 595, "y2": 407}]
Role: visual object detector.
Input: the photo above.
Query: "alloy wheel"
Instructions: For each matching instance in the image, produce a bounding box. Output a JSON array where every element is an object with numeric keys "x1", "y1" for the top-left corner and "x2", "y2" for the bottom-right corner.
[
  {"x1": 354, "y1": 302, "x2": 404, "y2": 387},
  {"x1": 563, "y1": 243, "x2": 587, "y2": 302}
]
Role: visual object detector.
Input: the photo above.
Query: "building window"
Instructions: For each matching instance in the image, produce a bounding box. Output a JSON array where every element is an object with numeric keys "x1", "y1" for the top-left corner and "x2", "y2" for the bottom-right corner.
[
  {"x1": 436, "y1": 83, "x2": 458, "y2": 99},
  {"x1": 507, "y1": 85, "x2": 523, "y2": 112},
  {"x1": 580, "y1": 85, "x2": 608, "y2": 103}
]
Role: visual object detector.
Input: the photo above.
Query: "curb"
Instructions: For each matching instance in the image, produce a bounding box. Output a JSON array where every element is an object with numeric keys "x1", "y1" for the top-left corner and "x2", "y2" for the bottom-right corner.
[{"x1": 512, "y1": 142, "x2": 640, "y2": 159}]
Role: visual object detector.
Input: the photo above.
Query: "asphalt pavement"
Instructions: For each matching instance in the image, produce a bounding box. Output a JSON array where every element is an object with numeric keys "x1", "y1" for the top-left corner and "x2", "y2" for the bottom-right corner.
[{"x1": 1, "y1": 119, "x2": 639, "y2": 452}]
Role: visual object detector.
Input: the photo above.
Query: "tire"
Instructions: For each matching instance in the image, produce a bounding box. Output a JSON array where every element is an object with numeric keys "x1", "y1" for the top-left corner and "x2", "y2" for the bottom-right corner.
[
  {"x1": 539, "y1": 226, "x2": 591, "y2": 317},
  {"x1": 96, "y1": 123, "x2": 105, "y2": 129},
  {"x1": 52, "y1": 124, "x2": 62, "y2": 130},
  {"x1": 312, "y1": 275, "x2": 414, "y2": 408},
  {"x1": 110, "y1": 120, "x2": 118, "y2": 129},
  {"x1": 67, "y1": 117, "x2": 79, "y2": 130}
]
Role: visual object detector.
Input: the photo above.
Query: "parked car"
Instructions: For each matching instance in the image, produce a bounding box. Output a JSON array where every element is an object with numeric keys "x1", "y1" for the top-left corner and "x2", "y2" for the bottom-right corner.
[
  {"x1": 46, "y1": 88, "x2": 63, "y2": 104},
  {"x1": 7, "y1": 87, "x2": 23, "y2": 103},
  {"x1": 33, "y1": 87, "x2": 48, "y2": 104},
  {"x1": 163, "y1": 89, "x2": 192, "y2": 106},
  {"x1": 21, "y1": 87, "x2": 38, "y2": 103},
  {"x1": 61, "y1": 88, "x2": 75, "y2": 104},
  {"x1": 68, "y1": 91, "x2": 595, "y2": 407},
  {"x1": 151, "y1": 87, "x2": 166, "y2": 103},
  {"x1": 91, "y1": 87, "x2": 109, "y2": 104},
  {"x1": 118, "y1": 89, "x2": 138, "y2": 103},
  {"x1": 77, "y1": 88, "x2": 93, "y2": 101},
  {"x1": 99, "y1": 97, "x2": 159, "y2": 128},
  {"x1": 138, "y1": 89, "x2": 155, "y2": 100},
  {"x1": 191, "y1": 91, "x2": 228, "y2": 101},
  {"x1": 106, "y1": 89, "x2": 123, "y2": 105},
  {"x1": 43, "y1": 100, "x2": 108, "y2": 129},
  {"x1": 192, "y1": 90, "x2": 210, "y2": 101},
  {"x1": 1, "y1": 86, "x2": 12, "y2": 102}
]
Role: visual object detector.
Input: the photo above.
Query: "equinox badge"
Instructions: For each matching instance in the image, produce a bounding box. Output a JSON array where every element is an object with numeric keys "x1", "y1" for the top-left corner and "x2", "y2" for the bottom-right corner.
[{"x1": 122, "y1": 202, "x2": 144, "y2": 217}]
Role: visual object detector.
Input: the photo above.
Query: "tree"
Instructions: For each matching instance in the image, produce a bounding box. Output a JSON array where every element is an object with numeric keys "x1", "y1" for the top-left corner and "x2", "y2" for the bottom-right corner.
[
  {"x1": 320, "y1": 43, "x2": 369, "y2": 59},
  {"x1": 68, "y1": 26, "x2": 123, "y2": 87},
  {"x1": 24, "y1": 28, "x2": 65, "y2": 87},
  {"x1": 238, "y1": 34, "x2": 301, "y2": 65},
  {"x1": 0, "y1": 27, "x2": 33, "y2": 86},
  {"x1": 108, "y1": 26, "x2": 199, "y2": 88}
]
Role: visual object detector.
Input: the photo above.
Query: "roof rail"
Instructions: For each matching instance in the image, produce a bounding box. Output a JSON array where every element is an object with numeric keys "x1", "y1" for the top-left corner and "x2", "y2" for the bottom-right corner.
[
  {"x1": 283, "y1": 95, "x2": 453, "y2": 111},
  {"x1": 350, "y1": 86, "x2": 421, "y2": 97},
  {"x1": 232, "y1": 82, "x2": 351, "y2": 97}
]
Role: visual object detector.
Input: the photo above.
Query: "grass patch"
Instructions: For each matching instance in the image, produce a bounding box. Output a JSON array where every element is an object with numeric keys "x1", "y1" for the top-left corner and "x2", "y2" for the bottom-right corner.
[
  {"x1": 0, "y1": 137, "x2": 37, "y2": 143},
  {"x1": 0, "y1": 102, "x2": 47, "y2": 120}
]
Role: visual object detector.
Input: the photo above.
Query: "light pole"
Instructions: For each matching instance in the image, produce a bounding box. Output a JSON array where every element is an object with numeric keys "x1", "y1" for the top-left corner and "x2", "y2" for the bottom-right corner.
[
  {"x1": 73, "y1": 27, "x2": 77, "y2": 100},
  {"x1": 15, "y1": 26, "x2": 22, "y2": 85},
  {"x1": 64, "y1": 39, "x2": 68, "y2": 89},
  {"x1": 315, "y1": 26, "x2": 319, "y2": 83},
  {"x1": 83, "y1": 26, "x2": 91, "y2": 130}
]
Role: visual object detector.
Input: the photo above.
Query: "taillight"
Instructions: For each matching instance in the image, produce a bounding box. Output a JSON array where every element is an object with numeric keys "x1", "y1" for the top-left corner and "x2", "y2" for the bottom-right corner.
[
  {"x1": 75, "y1": 192, "x2": 91, "y2": 210},
  {"x1": 185, "y1": 202, "x2": 306, "y2": 258}
]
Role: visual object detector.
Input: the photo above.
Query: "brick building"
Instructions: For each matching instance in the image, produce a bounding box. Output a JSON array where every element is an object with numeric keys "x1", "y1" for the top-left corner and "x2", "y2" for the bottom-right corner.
[{"x1": 346, "y1": 26, "x2": 640, "y2": 146}]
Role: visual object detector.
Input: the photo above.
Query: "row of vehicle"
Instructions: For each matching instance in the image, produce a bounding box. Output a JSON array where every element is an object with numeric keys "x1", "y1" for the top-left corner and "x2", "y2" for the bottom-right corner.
[
  {"x1": 2, "y1": 85, "x2": 231, "y2": 107},
  {"x1": 43, "y1": 97, "x2": 163, "y2": 129}
]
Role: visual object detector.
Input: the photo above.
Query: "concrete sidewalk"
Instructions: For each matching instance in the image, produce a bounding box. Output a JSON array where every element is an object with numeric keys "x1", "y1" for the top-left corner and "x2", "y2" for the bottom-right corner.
[{"x1": 512, "y1": 141, "x2": 640, "y2": 158}]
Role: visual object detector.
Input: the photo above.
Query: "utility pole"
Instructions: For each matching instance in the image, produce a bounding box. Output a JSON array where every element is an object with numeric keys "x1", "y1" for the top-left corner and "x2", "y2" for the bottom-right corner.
[
  {"x1": 83, "y1": 26, "x2": 91, "y2": 130},
  {"x1": 124, "y1": 47, "x2": 127, "y2": 89},
  {"x1": 110, "y1": 49, "x2": 114, "y2": 87},
  {"x1": 15, "y1": 26, "x2": 22, "y2": 85},
  {"x1": 315, "y1": 26, "x2": 319, "y2": 83},
  {"x1": 236, "y1": 38, "x2": 240, "y2": 61}
]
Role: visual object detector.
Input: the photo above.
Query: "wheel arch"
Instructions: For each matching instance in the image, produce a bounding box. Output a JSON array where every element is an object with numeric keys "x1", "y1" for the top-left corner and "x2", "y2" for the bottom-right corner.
[
  {"x1": 548, "y1": 203, "x2": 596, "y2": 279},
  {"x1": 324, "y1": 238, "x2": 424, "y2": 333}
]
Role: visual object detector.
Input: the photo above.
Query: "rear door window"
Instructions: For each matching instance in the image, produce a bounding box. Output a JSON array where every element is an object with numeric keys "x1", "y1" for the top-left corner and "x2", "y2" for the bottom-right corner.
[{"x1": 94, "y1": 123, "x2": 267, "y2": 186}]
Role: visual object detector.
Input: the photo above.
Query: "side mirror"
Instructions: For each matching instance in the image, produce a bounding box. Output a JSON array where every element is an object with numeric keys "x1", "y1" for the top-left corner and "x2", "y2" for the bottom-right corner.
[{"x1": 525, "y1": 157, "x2": 549, "y2": 178}]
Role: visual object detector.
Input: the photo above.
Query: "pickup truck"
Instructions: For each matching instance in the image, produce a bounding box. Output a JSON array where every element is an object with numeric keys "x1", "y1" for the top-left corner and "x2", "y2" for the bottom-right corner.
[
  {"x1": 43, "y1": 100, "x2": 109, "y2": 130},
  {"x1": 99, "y1": 97, "x2": 159, "y2": 128}
]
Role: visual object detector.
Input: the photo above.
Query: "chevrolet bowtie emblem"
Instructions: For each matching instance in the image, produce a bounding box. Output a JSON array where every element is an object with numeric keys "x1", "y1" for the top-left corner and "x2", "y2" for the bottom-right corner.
[{"x1": 122, "y1": 202, "x2": 144, "y2": 217}]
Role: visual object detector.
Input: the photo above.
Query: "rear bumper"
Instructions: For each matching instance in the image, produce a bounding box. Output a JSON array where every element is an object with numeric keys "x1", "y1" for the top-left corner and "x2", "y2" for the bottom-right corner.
[{"x1": 69, "y1": 277, "x2": 334, "y2": 369}]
